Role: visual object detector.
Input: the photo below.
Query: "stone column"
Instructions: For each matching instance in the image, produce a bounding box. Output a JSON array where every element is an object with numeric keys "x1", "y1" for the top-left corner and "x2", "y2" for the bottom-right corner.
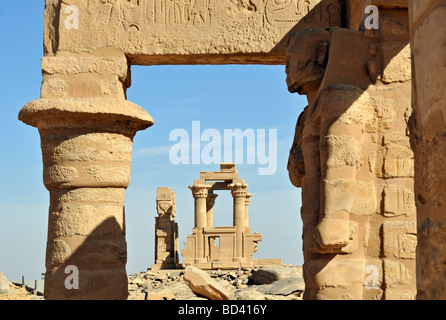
[
  {"x1": 206, "y1": 193, "x2": 218, "y2": 228},
  {"x1": 286, "y1": 10, "x2": 415, "y2": 299},
  {"x1": 189, "y1": 184, "x2": 211, "y2": 263},
  {"x1": 245, "y1": 194, "x2": 253, "y2": 228},
  {"x1": 18, "y1": 52, "x2": 154, "y2": 299},
  {"x1": 229, "y1": 181, "x2": 248, "y2": 262},
  {"x1": 408, "y1": 0, "x2": 446, "y2": 300}
]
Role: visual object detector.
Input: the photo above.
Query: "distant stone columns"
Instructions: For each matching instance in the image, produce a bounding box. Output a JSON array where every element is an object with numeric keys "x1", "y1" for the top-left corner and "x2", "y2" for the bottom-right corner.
[
  {"x1": 18, "y1": 51, "x2": 154, "y2": 299},
  {"x1": 189, "y1": 184, "x2": 211, "y2": 263},
  {"x1": 229, "y1": 182, "x2": 249, "y2": 262},
  {"x1": 206, "y1": 193, "x2": 218, "y2": 228},
  {"x1": 245, "y1": 193, "x2": 253, "y2": 229}
]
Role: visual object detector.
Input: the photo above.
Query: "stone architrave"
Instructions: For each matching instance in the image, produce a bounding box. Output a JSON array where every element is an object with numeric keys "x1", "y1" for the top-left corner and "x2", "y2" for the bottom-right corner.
[
  {"x1": 152, "y1": 187, "x2": 180, "y2": 270},
  {"x1": 46, "y1": 0, "x2": 344, "y2": 65}
]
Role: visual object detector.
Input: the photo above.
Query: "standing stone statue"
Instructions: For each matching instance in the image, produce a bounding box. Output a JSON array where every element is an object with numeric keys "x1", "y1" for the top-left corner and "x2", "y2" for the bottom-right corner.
[
  {"x1": 152, "y1": 187, "x2": 180, "y2": 270},
  {"x1": 286, "y1": 7, "x2": 416, "y2": 299}
]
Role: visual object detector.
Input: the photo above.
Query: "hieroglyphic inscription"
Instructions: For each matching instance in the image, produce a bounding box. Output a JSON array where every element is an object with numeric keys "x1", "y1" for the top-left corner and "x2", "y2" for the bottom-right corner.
[
  {"x1": 264, "y1": 0, "x2": 342, "y2": 28},
  {"x1": 93, "y1": 0, "x2": 342, "y2": 29},
  {"x1": 383, "y1": 221, "x2": 416, "y2": 259},
  {"x1": 383, "y1": 185, "x2": 416, "y2": 217},
  {"x1": 147, "y1": 0, "x2": 214, "y2": 25},
  {"x1": 93, "y1": 0, "x2": 214, "y2": 28}
]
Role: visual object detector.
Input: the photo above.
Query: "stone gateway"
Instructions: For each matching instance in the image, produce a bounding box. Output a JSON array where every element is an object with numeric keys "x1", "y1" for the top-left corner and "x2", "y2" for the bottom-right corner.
[{"x1": 18, "y1": 0, "x2": 446, "y2": 300}]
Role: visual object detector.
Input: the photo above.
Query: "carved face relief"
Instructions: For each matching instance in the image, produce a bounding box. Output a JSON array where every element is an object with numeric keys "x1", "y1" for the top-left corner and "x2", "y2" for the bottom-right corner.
[
  {"x1": 157, "y1": 201, "x2": 172, "y2": 216},
  {"x1": 286, "y1": 28, "x2": 331, "y2": 95}
]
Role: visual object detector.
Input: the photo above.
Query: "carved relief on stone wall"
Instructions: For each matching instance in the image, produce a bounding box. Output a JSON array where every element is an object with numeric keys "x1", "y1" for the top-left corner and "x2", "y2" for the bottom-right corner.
[
  {"x1": 93, "y1": 0, "x2": 214, "y2": 28},
  {"x1": 148, "y1": 0, "x2": 214, "y2": 25},
  {"x1": 264, "y1": 0, "x2": 342, "y2": 28},
  {"x1": 369, "y1": 136, "x2": 414, "y2": 179},
  {"x1": 382, "y1": 221, "x2": 416, "y2": 260}
]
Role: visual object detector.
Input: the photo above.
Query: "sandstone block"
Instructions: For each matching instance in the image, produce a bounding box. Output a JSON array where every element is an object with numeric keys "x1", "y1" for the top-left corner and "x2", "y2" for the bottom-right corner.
[
  {"x1": 337, "y1": 89, "x2": 396, "y2": 133},
  {"x1": 369, "y1": 144, "x2": 414, "y2": 178},
  {"x1": 324, "y1": 135, "x2": 363, "y2": 169},
  {"x1": 45, "y1": 239, "x2": 72, "y2": 269},
  {"x1": 248, "y1": 266, "x2": 303, "y2": 285},
  {"x1": 315, "y1": 218, "x2": 350, "y2": 249},
  {"x1": 383, "y1": 221, "x2": 416, "y2": 259},
  {"x1": 323, "y1": 180, "x2": 356, "y2": 215},
  {"x1": 56, "y1": 188, "x2": 126, "y2": 204},
  {"x1": 350, "y1": 181, "x2": 377, "y2": 216},
  {"x1": 385, "y1": 289, "x2": 416, "y2": 300},
  {"x1": 49, "y1": 202, "x2": 125, "y2": 238},
  {"x1": 256, "y1": 278, "x2": 305, "y2": 296},
  {"x1": 312, "y1": 258, "x2": 365, "y2": 289},
  {"x1": 49, "y1": 0, "x2": 344, "y2": 64},
  {"x1": 383, "y1": 185, "x2": 416, "y2": 217},
  {"x1": 383, "y1": 260, "x2": 412, "y2": 288},
  {"x1": 41, "y1": 56, "x2": 128, "y2": 78},
  {"x1": 183, "y1": 266, "x2": 230, "y2": 300}
]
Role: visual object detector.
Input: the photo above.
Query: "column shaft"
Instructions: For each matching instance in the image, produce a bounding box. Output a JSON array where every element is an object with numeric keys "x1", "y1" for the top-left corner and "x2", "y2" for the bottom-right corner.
[
  {"x1": 19, "y1": 53, "x2": 154, "y2": 300},
  {"x1": 230, "y1": 182, "x2": 248, "y2": 262},
  {"x1": 189, "y1": 185, "x2": 210, "y2": 263}
]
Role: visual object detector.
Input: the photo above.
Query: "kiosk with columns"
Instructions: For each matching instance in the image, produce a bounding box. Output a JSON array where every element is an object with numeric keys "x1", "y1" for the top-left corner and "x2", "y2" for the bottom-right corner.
[{"x1": 181, "y1": 163, "x2": 282, "y2": 269}]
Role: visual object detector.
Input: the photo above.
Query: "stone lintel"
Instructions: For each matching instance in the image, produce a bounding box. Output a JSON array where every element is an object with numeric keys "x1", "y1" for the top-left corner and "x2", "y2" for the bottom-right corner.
[{"x1": 45, "y1": 0, "x2": 347, "y2": 65}]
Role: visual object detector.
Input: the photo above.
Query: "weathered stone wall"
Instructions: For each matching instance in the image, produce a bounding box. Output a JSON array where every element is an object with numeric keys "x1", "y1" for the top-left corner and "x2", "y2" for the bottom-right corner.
[
  {"x1": 45, "y1": 0, "x2": 344, "y2": 64},
  {"x1": 408, "y1": 0, "x2": 446, "y2": 300},
  {"x1": 286, "y1": 3, "x2": 416, "y2": 299},
  {"x1": 20, "y1": 0, "x2": 446, "y2": 300}
]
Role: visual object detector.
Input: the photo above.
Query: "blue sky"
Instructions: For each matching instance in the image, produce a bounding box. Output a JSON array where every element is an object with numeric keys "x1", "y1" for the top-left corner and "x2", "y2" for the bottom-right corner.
[{"x1": 0, "y1": 1, "x2": 306, "y2": 282}]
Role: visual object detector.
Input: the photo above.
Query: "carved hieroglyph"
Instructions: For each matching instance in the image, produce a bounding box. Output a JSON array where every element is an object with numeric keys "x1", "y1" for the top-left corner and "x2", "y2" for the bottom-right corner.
[
  {"x1": 152, "y1": 187, "x2": 180, "y2": 270},
  {"x1": 20, "y1": 0, "x2": 443, "y2": 300},
  {"x1": 182, "y1": 163, "x2": 281, "y2": 269},
  {"x1": 286, "y1": 4, "x2": 416, "y2": 300},
  {"x1": 46, "y1": 0, "x2": 344, "y2": 64}
]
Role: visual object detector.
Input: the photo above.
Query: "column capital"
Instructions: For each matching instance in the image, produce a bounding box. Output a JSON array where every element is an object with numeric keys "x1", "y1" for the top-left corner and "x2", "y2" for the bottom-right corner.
[
  {"x1": 245, "y1": 193, "x2": 253, "y2": 204},
  {"x1": 188, "y1": 184, "x2": 211, "y2": 199},
  {"x1": 229, "y1": 182, "x2": 249, "y2": 197},
  {"x1": 206, "y1": 193, "x2": 219, "y2": 207}
]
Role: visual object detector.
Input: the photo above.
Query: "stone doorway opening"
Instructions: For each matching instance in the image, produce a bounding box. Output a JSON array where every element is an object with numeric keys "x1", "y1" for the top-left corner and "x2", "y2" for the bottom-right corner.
[{"x1": 123, "y1": 64, "x2": 305, "y2": 273}]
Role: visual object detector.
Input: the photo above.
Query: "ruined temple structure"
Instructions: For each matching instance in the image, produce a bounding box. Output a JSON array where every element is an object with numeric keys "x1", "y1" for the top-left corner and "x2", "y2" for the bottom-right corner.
[
  {"x1": 18, "y1": 0, "x2": 446, "y2": 300},
  {"x1": 286, "y1": 9, "x2": 416, "y2": 299},
  {"x1": 182, "y1": 163, "x2": 281, "y2": 269},
  {"x1": 151, "y1": 187, "x2": 180, "y2": 271}
]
